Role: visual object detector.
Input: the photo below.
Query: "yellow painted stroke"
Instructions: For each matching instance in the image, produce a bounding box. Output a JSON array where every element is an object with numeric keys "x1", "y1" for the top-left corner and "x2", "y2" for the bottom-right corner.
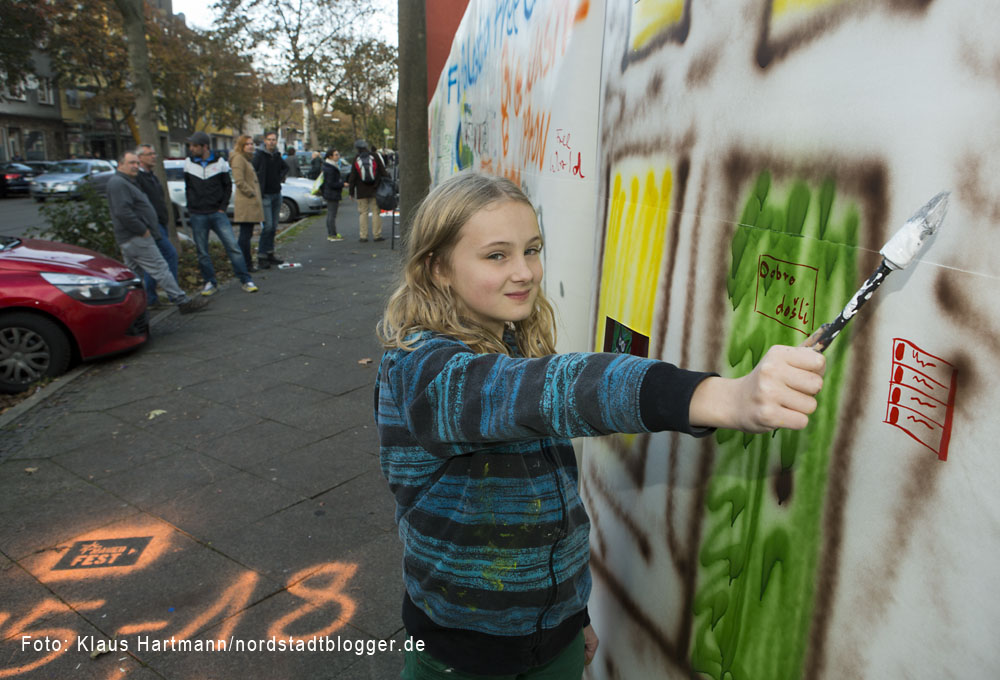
[
  {"x1": 631, "y1": 0, "x2": 684, "y2": 51},
  {"x1": 596, "y1": 167, "x2": 672, "y2": 352}
]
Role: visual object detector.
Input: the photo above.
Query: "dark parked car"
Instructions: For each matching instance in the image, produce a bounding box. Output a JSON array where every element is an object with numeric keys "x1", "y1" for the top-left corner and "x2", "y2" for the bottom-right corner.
[
  {"x1": 23, "y1": 160, "x2": 57, "y2": 175},
  {"x1": 28, "y1": 159, "x2": 116, "y2": 201},
  {"x1": 1, "y1": 162, "x2": 40, "y2": 195},
  {"x1": 0, "y1": 235, "x2": 148, "y2": 393}
]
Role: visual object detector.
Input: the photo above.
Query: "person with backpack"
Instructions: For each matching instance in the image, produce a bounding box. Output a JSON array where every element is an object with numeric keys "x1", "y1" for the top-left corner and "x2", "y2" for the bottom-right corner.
[{"x1": 347, "y1": 139, "x2": 388, "y2": 242}]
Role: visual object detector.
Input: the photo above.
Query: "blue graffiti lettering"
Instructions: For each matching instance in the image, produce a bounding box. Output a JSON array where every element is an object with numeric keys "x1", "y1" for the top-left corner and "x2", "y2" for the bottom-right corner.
[
  {"x1": 452, "y1": 0, "x2": 540, "y2": 98},
  {"x1": 447, "y1": 65, "x2": 459, "y2": 104}
]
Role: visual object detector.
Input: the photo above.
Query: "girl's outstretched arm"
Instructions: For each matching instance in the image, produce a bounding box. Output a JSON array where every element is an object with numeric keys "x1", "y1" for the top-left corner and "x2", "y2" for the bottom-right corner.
[{"x1": 688, "y1": 345, "x2": 826, "y2": 433}]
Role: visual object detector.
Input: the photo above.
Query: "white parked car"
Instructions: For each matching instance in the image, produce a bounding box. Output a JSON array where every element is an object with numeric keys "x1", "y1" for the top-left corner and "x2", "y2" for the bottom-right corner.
[{"x1": 163, "y1": 159, "x2": 324, "y2": 223}]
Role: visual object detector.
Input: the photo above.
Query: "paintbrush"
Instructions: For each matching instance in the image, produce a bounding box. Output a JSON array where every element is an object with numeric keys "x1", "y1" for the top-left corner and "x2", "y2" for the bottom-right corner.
[{"x1": 805, "y1": 190, "x2": 950, "y2": 353}]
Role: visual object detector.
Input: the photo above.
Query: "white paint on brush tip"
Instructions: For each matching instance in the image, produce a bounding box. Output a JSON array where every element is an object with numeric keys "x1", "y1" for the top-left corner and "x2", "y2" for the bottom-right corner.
[{"x1": 880, "y1": 191, "x2": 949, "y2": 270}]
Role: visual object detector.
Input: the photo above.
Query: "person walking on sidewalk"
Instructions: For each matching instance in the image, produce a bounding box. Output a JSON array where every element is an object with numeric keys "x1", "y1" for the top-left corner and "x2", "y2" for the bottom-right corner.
[
  {"x1": 321, "y1": 148, "x2": 345, "y2": 241},
  {"x1": 251, "y1": 131, "x2": 287, "y2": 269},
  {"x1": 184, "y1": 131, "x2": 258, "y2": 295},
  {"x1": 374, "y1": 172, "x2": 826, "y2": 679},
  {"x1": 107, "y1": 151, "x2": 204, "y2": 314},
  {"x1": 347, "y1": 139, "x2": 388, "y2": 242},
  {"x1": 309, "y1": 150, "x2": 323, "y2": 179},
  {"x1": 284, "y1": 146, "x2": 301, "y2": 178},
  {"x1": 134, "y1": 144, "x2": 179, "y2": 307},
  {"x1": 230, "y1": 135, "x2": 264, "y2": 272}
]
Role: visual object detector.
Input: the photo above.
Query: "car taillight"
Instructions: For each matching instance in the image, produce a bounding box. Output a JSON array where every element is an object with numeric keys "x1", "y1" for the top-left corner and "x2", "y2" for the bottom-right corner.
[{"x1": 4, "y1": 173, "x2": 21, "y2": 181}]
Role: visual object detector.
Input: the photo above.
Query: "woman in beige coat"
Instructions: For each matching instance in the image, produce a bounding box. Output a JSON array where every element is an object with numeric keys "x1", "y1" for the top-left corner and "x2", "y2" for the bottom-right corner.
[{"x1": 230, "y1": 135, "x2": 264, "y2": 272}]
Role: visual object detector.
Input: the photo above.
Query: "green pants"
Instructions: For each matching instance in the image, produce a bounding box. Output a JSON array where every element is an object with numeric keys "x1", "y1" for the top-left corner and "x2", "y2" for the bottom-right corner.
[{"x1": 401, "y1": 632, "x2": 585, "y2": 680}]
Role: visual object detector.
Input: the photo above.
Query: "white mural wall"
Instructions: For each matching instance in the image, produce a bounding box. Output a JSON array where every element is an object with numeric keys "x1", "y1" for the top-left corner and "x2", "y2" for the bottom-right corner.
[{"x1": 428, "y1": 1, "x2": 1000, "y2": 678}]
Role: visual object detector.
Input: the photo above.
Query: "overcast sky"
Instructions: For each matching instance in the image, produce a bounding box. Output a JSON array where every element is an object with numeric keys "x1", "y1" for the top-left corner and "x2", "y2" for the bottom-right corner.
[{"x1": 169, "y1": 0, "x2": 398, "y2": 45}]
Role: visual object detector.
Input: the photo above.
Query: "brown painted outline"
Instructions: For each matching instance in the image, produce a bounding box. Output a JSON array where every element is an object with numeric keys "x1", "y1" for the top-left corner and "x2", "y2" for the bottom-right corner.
[
  {"x1": 756, "y1": 0, "x2": 936, "y2": 69},
  {"x1": 590, "y1": 145, "x2": 890, "y2": 674},
  {"x1": 720, "y1": 149, "x2": 889, "y2": 679}
]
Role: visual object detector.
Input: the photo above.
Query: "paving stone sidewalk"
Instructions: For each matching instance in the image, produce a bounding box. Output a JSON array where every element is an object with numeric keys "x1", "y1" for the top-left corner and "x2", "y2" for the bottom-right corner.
[{"x1": 0, "y1": 205, "x2": 411, "y2": 679}]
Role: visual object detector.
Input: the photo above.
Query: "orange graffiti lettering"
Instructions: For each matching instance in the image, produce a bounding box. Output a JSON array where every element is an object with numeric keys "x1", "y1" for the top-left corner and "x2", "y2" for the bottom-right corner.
[
  {"x1": 521, "y1": 104, "x2": 551, "y2": 172},
  {"x1": 173, "y1": 571, "x2": 258, "y2": 645},
  {"x1": 267, "y1": 562, "x2": 358, "y2": 642},
  {"x1": 117, "y1": 621, "x2": 169, "y2": 636},
  {"x1": 501, "y1": 58, "x2": 511, "y2": 156},
  {"x1": 0, "y1": 599, "x2": 104, "y2": 678}
]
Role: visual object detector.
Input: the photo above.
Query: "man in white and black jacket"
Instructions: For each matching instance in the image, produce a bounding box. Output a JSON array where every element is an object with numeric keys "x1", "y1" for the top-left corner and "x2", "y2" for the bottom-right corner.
[{"x1": 184, "y1": 131, "x2": 257, "y2": 295}]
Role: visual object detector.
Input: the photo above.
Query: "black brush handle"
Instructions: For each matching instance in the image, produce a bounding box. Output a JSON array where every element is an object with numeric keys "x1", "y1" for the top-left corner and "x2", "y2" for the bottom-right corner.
[{"x1": 805, "y1": 261, "x2": 892, "y2": 353}]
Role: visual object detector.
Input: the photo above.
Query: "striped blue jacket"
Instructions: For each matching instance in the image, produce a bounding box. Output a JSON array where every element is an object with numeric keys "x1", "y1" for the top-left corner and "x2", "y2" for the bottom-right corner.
[{"x1": 375, "y1": 333, "x2": 710, "y2": 647}]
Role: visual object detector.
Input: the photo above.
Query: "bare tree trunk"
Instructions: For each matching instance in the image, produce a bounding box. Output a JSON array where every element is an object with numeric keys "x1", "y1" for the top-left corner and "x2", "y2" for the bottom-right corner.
[
  {"x1": 397, "y1": 0, "x2": 430, "y2": 233},
  {"x1": 114, "y1": 0, "x2": 178, "y2": 245},
  {"x1": 305, "y1": 88, "x2": 319, "y2": 151}
]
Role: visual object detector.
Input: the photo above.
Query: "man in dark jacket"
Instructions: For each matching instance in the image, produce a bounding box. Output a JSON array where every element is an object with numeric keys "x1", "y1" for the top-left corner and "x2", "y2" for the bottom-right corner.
[
  {"x1": 184, "y1": 131, "x2": 257, "y2": 295},
  {"x1": 135, "y1": 144, "x2": 179, "y2": 306},
  {"x1": 283, "y1": 147, "x2": 301, "y2": 178},
  {"x1": 251, "y1": 131, "x2": 287, "y2": 269},
  {"x1": 107, "y1": 151, "x2": 202, "y2": 313},
  {"x1": 347, "y1": 140, "x2": 388, "y2": 242}
]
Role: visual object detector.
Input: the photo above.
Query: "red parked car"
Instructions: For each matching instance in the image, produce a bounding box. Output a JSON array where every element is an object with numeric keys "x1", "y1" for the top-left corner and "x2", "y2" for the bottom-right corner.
[{"x1": 0, "y1": 235, "x2": 148, "y2": 393}]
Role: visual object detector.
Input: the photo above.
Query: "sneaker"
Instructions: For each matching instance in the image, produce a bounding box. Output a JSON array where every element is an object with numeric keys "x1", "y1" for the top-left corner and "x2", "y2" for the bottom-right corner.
[
  {"x1": 373, "y1": 237, "x2": 385, "y2": 242},
  {"x1": 327, "y1": 234, "x2": 343, "y2": 241},
  {"x1": 242, "y1": 280, "x2": 259, "y2": 293},
  {"x1": 359, "y1": 238, "x2": 369, "y2": 242},
  {"x1": 177, "y1": 296, "x2": 208, "y2": 314},
  {"x1": 257, "y1": 259, "x2": 271, "y2": 269},
  {"x1": 201, "y1": 282, "x2": 218, "y2": 296},
  {"x1": 265, "y1": 253, "x2": 284, "y2": 265}
]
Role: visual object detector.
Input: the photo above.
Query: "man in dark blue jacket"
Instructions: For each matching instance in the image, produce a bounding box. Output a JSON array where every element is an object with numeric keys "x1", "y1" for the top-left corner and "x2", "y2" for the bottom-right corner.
[
  {"x1": 251, "y1": 131, "x2": 287, "y2": 269},
  {"x1": 135, "y1": 144, "x2": 179, "y2": 307},
  {"x1": 184, "y1": 131, "x2": 257, "y2": 295}
]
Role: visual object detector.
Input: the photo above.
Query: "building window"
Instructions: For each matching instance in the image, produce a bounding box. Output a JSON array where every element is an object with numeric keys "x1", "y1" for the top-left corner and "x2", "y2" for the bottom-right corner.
[
  {"x1": 5, "y1": 79, "x2": 27, "y2": 101},
  {"x1": 36, "y1": 78, "x2": 54, "y2": 105},
  {"x1": 25, "y1": 131, "x2": 46, "y2": 161},
  {"x1": 65, "y1": 88, "x2": 80, "y2": 108}
]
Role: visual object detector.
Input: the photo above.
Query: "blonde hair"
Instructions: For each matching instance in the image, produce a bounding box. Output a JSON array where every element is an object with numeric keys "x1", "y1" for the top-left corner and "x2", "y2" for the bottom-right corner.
[
  {"x1": 378, "y1": 172, "x2": 557, "y2": 357},
  {"x1": 230, "y1": 135, "x2": 254, "y2": 162}
]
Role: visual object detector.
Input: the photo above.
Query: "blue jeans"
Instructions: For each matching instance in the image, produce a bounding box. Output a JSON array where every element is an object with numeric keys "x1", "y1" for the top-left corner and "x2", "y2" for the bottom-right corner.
[
  {"x1": 235, "y1": 222, "x2": 256, "y2": 270},
  {"x1": 259, "y1": 192, "x2": 281, "y2": 258},
  {"x1": 144, "y1": 223, "x2": 179, "y2": 300},
  {"x1": 188, "y1": 211, "x2": 250, "y2": 284}
]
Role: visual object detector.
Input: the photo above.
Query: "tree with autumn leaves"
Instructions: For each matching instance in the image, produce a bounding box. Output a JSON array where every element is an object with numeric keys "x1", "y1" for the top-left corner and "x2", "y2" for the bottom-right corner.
[
  {"x1": 26, "y1": 0, "x2": 258, "y2": 157},
  {"x1": 45, "y1": 0, "x2": 135, "y2": 155},
  {"x1": 0, "y1": 0, "x2": 48, "y2": 96},
  {"x1": 148, "y1": 13, "x2": 258, "y2": 138},
  {"x1": 213, "y1": 0, "x2": 398, "y2": 152},
  {"x1": 3, "y1": 0, "x2": 399, "y2": 159}
]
